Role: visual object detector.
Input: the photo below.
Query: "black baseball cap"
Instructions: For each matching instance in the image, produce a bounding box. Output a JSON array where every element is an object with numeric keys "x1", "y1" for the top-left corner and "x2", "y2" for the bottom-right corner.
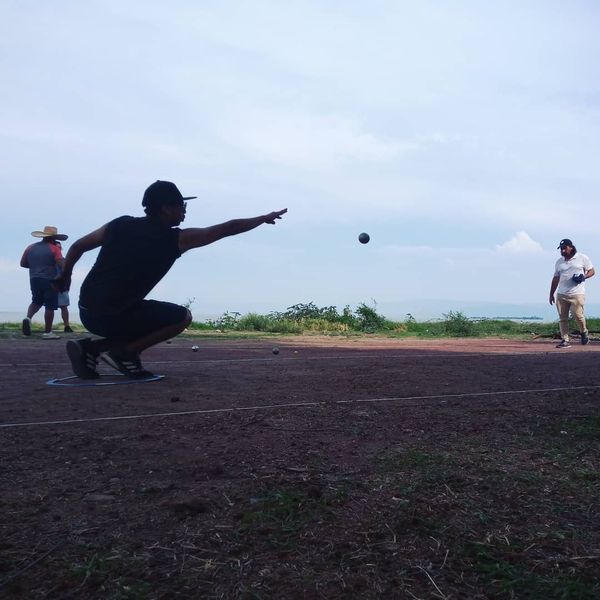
[
  {"x1": 557, "y1": 238, "x2": 574, "y2": 249},
  {"x1": 142, "y1": 180, "x2": 197, "y2": 209}
]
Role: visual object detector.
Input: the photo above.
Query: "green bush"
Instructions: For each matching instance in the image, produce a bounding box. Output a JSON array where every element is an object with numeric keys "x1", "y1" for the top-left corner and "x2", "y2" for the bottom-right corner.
[
  {"x1": 298, "y1": 318, "x2": 349, "y2": 333},
  {"x1": 176, "y1": 302, "x2": 578, "y2": 339},
  {"x1": 443, "y1": 311, "x2": 475, "y2": 336},
  {"x1": 272, "y1": 302, "x2": 344, "y2": 322},
  {"x1": 207, "y1": 311, "x2": 241, "y2": 330},
  {"x1": 355, "y1": 302, "x2": 391, "y2": 332},
  {"x1": 237, "y1": 313, "x2": 272, "y2": 331},
  {"x1": 268, "y1": 319, "x2": 303, "y2": 334}
]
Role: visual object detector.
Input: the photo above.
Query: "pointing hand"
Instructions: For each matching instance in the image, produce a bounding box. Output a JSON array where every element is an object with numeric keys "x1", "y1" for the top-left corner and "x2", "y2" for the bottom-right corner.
[{"x1": 264, "y1": 209, "x2": 287, "y2": 224}]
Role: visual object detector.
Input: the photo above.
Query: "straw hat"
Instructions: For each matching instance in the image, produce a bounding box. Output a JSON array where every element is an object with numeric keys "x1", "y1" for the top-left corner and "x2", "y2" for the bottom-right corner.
[{"x1": 31, "y1": 226, "x2": 68, "y2": 241}]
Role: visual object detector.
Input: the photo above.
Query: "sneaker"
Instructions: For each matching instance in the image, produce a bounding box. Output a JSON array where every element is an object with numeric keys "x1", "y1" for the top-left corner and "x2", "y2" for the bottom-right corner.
[
  {"x1": 100, "y1": 350, "x2": 155, "y2": 378},
  {"x1": 555, "y1": 340, "x2": 571, "y2": 348},
  {"x1": 22, "y1": 318, "x2": 31, "y2": 336},
  {"x1": 581, "y1": 331, "x2": 589, "y2": 345},
  {"x1": 64, "y1": 326, "x2": 74, "y2": 333},
  {"x1": 42, "y1": 332, "x2": 61, "y2": 340},
  {"x1": 66, "y1": 339, "x2": 100, "y2": 379}
]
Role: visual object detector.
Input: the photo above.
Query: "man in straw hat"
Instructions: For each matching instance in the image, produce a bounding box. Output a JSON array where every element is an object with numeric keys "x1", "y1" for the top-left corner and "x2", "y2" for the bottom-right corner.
[
  {"x1": 55, "y1": 180, "x2": 287, "y2": 379},
  {"x1": 20, "y1": 226, "x2": 68, "y2": 339}
]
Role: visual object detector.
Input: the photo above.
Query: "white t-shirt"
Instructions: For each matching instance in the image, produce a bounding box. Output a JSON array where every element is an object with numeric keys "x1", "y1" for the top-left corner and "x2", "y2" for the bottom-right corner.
[{"x1": 554, "y1": 252, "x2": 593, "y2": 295}]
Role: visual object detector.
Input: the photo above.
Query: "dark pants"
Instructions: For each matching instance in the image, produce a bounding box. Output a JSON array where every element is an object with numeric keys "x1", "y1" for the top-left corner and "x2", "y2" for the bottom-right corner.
[
  {"x1": 30, "y1": 278, "x2": 58, "y2": 310},
  {"x1": 80, "y1": 300, "x2": 188, "y2": 342}
]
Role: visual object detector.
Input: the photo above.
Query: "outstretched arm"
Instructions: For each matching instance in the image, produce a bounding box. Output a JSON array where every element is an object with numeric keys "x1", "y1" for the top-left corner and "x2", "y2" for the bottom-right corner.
[
  {"x1": 179, "y1": 209, "x2": 287, "y2": 253},
  {"x1": 54, "y1": 224, "x2": 107, "y2": 291}
]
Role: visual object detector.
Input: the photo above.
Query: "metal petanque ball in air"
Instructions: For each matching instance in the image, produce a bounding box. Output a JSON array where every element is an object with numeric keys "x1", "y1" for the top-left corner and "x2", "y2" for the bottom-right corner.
[
  {"x1": 358, "y1": 232, "x2": 370, "y2": 244},
  {"x1": 191, "y1": 345, "x2": 199, "y2": 352},
  {"x1": 272, "y1": 347, "x2": 280, "y2": 355}
]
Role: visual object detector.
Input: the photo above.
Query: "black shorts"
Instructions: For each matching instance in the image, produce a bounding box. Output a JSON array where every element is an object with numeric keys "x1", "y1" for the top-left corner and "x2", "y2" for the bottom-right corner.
[
  {"x1": 30, "y1": 278, "x2": 59, "y2": 310},
  {"x1": 80, "y1": 300, "x2": 188, "y2": 342}
]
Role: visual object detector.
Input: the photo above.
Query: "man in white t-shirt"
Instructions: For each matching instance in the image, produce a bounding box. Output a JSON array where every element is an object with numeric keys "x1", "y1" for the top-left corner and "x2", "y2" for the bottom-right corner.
[{"x1": 549, "y1": 238, "x2": 595, "y2": 348}]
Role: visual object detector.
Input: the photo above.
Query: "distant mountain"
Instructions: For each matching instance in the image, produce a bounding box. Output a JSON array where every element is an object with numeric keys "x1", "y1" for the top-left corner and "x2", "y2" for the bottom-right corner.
[{"x1": 375, "y1": 300, "x2": 600, "y2": 322}]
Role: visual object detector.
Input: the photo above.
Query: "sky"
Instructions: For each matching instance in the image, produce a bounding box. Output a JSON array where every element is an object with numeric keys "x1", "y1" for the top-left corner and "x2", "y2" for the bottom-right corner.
[{"x1": 2, "y1": 0, "x2": 600, "y2": 320}]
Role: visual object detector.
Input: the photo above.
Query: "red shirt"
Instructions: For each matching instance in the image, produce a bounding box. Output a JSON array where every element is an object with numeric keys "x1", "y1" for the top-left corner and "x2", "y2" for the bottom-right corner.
[{"x1": 21, "y1": 241, "x2": 63, "y2": 279}]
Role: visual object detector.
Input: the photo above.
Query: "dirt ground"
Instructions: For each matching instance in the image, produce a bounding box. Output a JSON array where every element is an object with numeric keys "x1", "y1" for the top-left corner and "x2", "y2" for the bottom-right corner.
[{"x1": 1, "y1": 334, "x2": 600, "y2": 599}]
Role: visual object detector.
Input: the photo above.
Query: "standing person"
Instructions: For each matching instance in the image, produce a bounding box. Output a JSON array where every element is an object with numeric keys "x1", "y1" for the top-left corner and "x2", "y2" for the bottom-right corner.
[
  {"x1": 56, "y1": 180, "x2": 287, "y2": 379},
  {"x1": 54, "y1": 241, "x2": 74, "y2": 333},
  {"x1": 20, "y1": 226, "x2": 67, "y2": 339},
  {"x1": 549, "y1": 238, "x2": 595, "y2": 348}
]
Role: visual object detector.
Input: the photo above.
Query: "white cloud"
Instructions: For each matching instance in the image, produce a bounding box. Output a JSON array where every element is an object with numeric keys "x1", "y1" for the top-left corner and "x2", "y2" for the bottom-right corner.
[
  {"x1": 221, "y1": 109, "x2": 412, "y2": 167},
  {"x1": 495, "y1": 231, "x2": 544, "y2": 254}
]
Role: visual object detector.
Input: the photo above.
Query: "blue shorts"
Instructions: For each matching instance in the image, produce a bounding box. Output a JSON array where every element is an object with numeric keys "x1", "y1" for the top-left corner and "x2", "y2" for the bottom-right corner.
[
  {"x1": 58, "y1": 291, "x2": 70, "y2": 307},
  {"x1": 79, "y1": 300, "x2": 188, "y2": 342},
  {"x1": 30, "y1": 278, "x2": 58, "y2": 310}
]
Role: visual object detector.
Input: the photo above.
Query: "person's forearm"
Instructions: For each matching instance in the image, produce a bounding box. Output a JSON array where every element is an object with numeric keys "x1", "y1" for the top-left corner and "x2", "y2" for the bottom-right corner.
[
  {"x1": 219, "y1": 215, "x2": 272, "y2": 237},
  {"x1": 61, "y1": 226, "x2": 106, "y2": 277},
  {"x1": 179, "y1": 209, "x2": 286, "y2": 252},
  {"x1": 62, "y1": 242, "x2": 87, "y2": 277}
]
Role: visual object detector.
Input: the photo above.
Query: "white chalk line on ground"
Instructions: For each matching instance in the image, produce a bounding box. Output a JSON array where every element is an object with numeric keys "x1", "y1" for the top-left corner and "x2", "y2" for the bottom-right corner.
[{"x1": 1, "y1": 384, "x2": 599, "y2": 429}]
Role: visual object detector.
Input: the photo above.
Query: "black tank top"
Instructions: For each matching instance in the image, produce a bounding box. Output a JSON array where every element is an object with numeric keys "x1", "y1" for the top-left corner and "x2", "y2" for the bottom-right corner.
[{"x1": 79, "y1": 216, "x2": 181, "y2": 314}]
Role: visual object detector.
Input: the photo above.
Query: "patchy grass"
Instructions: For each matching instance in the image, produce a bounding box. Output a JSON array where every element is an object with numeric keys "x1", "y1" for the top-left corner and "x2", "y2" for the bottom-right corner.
[
  {"x1": 460, "y1": 542, "x2": 600, "y2": 599},
  {"x1": 355, "y1": 401, "x2": 600, "y2": 599},
  {"x1": 559, "y1": 416, "x2": 600, "y2": 439},
  {"x1": 239, "y1": 488, "x2": 327, "y2": 546}
]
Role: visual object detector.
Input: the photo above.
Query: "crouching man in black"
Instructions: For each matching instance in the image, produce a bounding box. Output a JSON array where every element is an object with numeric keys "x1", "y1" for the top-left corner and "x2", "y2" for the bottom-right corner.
[{"x1": 56, "y1": 180, "x2": 286, "y2": 378}]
